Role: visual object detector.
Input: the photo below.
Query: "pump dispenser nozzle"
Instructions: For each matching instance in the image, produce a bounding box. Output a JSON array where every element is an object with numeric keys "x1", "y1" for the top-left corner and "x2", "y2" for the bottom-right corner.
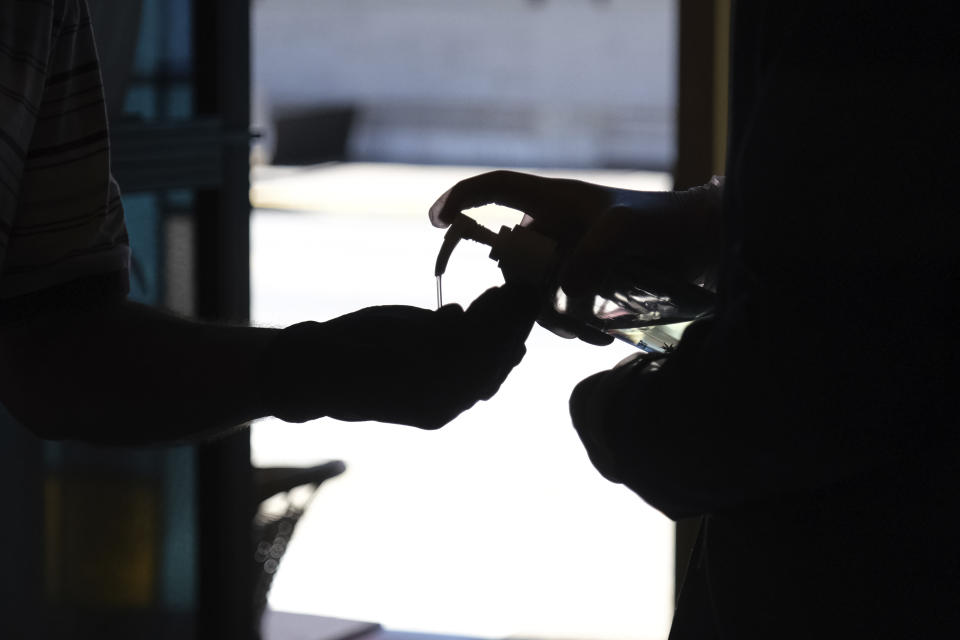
[
  {"x1": 434, "y1": 213, "x2": 559, "y2": 285},
  {"x1": 434, "y1": 215, "x2": 498, "y2": 278}
]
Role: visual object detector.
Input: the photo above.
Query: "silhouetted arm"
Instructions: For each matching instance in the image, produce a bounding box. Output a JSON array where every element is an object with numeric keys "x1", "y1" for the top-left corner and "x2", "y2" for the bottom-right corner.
[
  {"x1": 0, "y1": 299, "x2": 277, "y2": 444},
  {"x1": 0, "y1": 284, "x2": 538, "y2": 445}
]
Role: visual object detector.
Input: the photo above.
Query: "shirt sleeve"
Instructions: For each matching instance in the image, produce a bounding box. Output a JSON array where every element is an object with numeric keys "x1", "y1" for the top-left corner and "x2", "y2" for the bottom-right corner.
[
  {"x1": 0, "y1": 0, "x2": 129, "y2": 314},
  {"x1": 0, "y1": 2, "x2": 50, "y2": 261}
]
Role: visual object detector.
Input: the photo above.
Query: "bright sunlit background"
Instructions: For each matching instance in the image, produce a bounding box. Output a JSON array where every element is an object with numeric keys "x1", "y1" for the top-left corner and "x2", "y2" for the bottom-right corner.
[
  {"x1": 250, "y1": 164, "x2": 675, "y2": 640},
  {"x1": 249, "y1": 2, "x2": 678, "y2": 639}
]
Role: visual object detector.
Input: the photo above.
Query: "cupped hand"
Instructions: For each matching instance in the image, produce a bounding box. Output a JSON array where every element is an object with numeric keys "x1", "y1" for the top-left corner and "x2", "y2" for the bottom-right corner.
[{"x1": 261, "y1": 283, "x2": 540, "y2": 429}]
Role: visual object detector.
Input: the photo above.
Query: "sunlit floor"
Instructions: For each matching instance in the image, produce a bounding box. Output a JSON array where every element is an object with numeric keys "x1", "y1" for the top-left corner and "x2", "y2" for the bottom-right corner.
[{"x1": 250, "y1": 163, "x2": 675, "y2": 640}]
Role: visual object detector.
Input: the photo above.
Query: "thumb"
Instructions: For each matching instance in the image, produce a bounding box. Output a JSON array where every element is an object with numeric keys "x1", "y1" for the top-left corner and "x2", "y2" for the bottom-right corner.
[
  {"x1": 464, "y1": 284, "x2": 541, "y2": 351},
  {"x1": 467, "y1": 283, "x2": 541, "y2": 323}
]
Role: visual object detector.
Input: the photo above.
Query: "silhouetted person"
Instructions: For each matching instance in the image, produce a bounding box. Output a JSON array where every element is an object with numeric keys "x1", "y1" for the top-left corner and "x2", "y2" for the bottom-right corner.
[
  {"x1": 431, "y1": 2, "x2": 959, "y2": 637},
  {"x1": 0, "y1": 1, "x2": 537, "y2": 444}
]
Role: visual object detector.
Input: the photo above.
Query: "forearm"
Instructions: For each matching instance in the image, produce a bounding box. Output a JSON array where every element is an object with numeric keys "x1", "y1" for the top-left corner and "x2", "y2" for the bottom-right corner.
[
  {"x1": 570, "y1": 305, "x2": 919, "y2": 521},
  {"x1": 0, "y1": 300, "x2": 280, "y2": 444},
  {"x1": 0, "y1": 282, "x2": 538, "y2": 441},
  {"x1": 595, "y1": 176, "x2": 725, "y2": 291}
]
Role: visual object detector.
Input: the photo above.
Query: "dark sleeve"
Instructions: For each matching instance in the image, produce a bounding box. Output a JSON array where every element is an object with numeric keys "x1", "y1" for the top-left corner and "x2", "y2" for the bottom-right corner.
[{"x1": 570, "y1": 2, "x2": 960, "y2": 520}]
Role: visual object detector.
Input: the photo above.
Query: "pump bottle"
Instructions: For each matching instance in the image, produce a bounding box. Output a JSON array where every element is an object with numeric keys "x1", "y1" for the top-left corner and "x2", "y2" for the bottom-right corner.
[{"x1": 435, "y1": 214, "x2": 715, "y2": 353}]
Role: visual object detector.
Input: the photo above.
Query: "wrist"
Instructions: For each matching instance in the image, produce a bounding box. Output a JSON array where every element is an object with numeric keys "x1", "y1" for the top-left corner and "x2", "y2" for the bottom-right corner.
[
  {"x1": 670, "y1": 176, "x2": 725, "y2": 286},
  {"x1": 256, "y1": 320, "x2": 329, "y2": 423}
]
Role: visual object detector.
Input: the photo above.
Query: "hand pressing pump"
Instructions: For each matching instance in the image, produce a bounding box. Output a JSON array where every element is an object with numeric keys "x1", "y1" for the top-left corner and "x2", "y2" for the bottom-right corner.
[{"x1": 434, "y1": 214, "x2": 715, "y2": 353}]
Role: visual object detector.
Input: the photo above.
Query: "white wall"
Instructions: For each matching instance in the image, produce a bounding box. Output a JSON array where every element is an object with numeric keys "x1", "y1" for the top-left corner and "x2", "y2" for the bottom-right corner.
[{"x1": 253, "y1": 0, "x2": 676, "y2": 168}]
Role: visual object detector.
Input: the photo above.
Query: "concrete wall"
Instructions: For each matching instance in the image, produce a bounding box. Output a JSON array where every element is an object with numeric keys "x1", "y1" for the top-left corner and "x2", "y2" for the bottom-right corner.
[{"x1": 253, "y1": 0, "x2": 675, "y2": 169}]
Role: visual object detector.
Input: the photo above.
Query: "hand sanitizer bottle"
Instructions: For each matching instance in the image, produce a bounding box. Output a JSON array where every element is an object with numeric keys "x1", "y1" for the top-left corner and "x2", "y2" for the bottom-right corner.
[{"x1": 435, "y1": 214, "x2": 715, "y2": 353}]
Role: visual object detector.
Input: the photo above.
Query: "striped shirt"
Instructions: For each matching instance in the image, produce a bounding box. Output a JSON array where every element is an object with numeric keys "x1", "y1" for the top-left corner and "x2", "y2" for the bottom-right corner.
[{"x1": 0, "y1": 0, "x2": 129, "y2": 303}]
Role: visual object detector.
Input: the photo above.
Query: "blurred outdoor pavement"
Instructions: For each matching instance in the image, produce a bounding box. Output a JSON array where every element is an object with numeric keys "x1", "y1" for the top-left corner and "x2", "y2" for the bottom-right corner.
[{"x1": 249, "y1": 162, "x2": 675, "y2": 640}]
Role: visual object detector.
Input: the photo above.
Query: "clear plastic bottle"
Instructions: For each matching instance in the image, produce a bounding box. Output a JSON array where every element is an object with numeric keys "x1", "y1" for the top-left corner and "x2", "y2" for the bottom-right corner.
[{"x1": 435, "y1": 214, "x2": 715, "y2": 353}]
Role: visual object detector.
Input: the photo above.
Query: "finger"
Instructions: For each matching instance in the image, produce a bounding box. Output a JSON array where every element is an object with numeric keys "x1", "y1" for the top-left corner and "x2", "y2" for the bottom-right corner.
[
  {"x1": 577, "y1": 327, "x2": 615, "y2": 346},
  {"x1": 534, "y1": 306, "x2": 581, "y2": 340},
  {"x1": 537, "y1": 305, "x2": 614, "y2": 346},
  {"x1": 437, "y1": 302, "x2": 465, "y2": 318},
  {"x1": 474, "y1": 340, "x2": 527, "y2": 402},
  {"x1": 467, "y1": 284, "x2": 540, "y2": 325},
  {"x1": 428, "y1": 170, "x2": 559, "y2": 228}
]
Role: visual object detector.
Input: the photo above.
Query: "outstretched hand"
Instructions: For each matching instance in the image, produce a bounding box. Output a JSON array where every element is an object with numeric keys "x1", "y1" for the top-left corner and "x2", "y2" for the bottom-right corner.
[{"x1": 260, "y1": 283, "x2": 540, "y2": 429}]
